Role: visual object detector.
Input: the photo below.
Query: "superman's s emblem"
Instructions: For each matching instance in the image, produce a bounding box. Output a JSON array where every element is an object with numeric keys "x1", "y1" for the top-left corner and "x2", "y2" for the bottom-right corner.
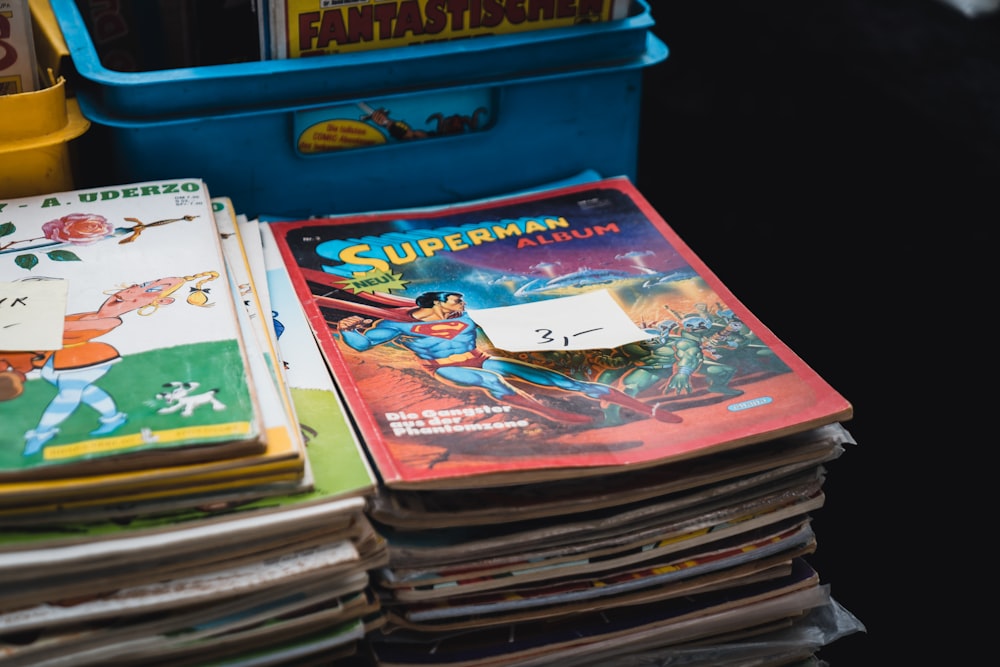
[{"x1": 411, "y1": 321, "x2": 469, "y2": 340}]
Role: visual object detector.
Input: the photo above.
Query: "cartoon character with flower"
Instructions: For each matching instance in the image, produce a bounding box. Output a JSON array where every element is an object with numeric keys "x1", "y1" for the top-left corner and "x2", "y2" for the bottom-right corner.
[
  {"x1": 1, "y1": 209, "x2": 218, "y2": 455},
  {"x1": 13, "y1": 271, "x2": 220, "y2": 455}
]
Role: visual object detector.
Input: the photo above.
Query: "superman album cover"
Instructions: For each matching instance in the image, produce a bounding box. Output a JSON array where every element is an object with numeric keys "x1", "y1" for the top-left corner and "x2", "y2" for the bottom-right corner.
[{"x1": 267, "y1": 177, "x2": 852, "y2": 489}]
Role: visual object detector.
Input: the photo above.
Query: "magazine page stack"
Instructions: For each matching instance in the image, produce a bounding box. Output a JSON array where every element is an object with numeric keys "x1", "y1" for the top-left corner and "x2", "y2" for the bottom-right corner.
[
  {"x1": 0, "y1": 179, "x2": 384, "y2": 666},
  {"x1": 0, "y1": 175, "x2": 864, "y2": 665},
  {"x1": 266, "y1": 175, "x2": 863, "y2": 664}
]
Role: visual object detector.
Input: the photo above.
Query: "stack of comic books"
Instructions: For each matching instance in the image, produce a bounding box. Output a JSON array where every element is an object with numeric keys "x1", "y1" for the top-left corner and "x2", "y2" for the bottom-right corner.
[
  {"x1": 70, "y1": 0, "x2": 636, "y2": 66},
  {"x1": 0, "y1": 179, "x2": 385, "y2": 666},
  {"x1": 265, "y1": 176, "x2": 864, "y2": 664},
  {"x1": 0, "y1": 494, "x2": 386, "y2": 666},
  {"x1": 0, "y1": 178, "x2": 305, "y2": 510}
]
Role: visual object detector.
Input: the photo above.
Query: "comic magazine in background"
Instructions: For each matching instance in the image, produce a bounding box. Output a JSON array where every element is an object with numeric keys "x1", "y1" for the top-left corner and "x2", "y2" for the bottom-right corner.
[
  {"x1": 257, "y1": 220, "x2": 379, "y2": 501},
  {"x1": 267, "y1": 176, "x2": 852, "y2": 490},
  {"x1": 211, "y1": 196, "x2": 310, "y2": 492},
  {"x1": 0, "y1": 0, "x2": 40, "y2": 94},
  {"x1": 0, "y1": 178, "x2": 266, "y2": 482},
  {"x1": 271, "y1": 0, "x2": 631, "y2": 59}
]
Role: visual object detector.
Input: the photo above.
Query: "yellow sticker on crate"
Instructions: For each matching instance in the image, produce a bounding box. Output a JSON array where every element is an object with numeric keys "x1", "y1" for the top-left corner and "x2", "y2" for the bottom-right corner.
[
  {"x1": 294, "y1": 88, "x2": 494, "y2": 155},
  {"x1": 298, "y1": 119, "x2": 388, "y2": 153}
]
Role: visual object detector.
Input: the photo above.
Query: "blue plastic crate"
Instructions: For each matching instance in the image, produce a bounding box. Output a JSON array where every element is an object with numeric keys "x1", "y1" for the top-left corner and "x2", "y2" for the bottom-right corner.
[
  {"x1": 74, "y1": 33, "x2": 667, "y2": 219},
  {"x1": 51, "y1": 0, "x2": 657, "y2": 119}
]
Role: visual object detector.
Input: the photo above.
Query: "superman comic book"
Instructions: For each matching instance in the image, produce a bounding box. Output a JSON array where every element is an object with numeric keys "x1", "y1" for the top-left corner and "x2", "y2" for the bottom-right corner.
[{"x1": 266, "y1": 176, "x2": 852, "y2": 489}]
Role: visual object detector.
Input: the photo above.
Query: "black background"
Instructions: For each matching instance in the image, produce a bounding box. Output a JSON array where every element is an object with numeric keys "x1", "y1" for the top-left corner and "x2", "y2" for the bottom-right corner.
[{"x1": 637, "y1": 0, "x2": 999, "y2": 662}]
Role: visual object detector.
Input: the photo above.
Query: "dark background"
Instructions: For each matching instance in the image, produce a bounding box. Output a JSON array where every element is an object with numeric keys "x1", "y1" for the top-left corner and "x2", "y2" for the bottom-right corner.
[{"x1": 636, "y1": 0, "x2": 998, "y2": 662}]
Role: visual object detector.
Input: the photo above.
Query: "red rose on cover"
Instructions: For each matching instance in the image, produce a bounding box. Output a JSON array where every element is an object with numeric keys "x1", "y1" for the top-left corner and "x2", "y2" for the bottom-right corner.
[{"x1": 42, "y1": 214, "x2": 115, "y2": 245}]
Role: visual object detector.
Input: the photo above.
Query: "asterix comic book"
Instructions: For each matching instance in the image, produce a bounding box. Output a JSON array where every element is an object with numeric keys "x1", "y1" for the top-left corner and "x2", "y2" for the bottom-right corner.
[
  {"x1": 0, "y1": 179, "x2": 269, "y2": 483},
  {"x1": 266, "y1": 176, "x2": 852, "y2": 490}
]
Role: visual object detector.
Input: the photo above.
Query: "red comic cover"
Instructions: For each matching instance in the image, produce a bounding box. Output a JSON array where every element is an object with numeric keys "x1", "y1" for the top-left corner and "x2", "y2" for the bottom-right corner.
[{"x1": 266, "y1": 177, "x2": 852, "y2": 489}]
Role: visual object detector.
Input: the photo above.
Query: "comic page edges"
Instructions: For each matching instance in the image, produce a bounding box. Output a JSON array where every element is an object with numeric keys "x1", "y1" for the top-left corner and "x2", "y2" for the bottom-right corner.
[
  {"x1": 257, "y1": 219, "x2": 379, "y2": 500},
  {"x1": 266, "y1": 218, "x2": 404, "y2": 486}
]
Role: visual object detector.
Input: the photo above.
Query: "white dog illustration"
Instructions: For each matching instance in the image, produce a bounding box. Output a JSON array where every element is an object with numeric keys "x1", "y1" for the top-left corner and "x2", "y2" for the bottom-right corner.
[{"x1": 156, "y1": 381, "x2": 226, "y2": 417}]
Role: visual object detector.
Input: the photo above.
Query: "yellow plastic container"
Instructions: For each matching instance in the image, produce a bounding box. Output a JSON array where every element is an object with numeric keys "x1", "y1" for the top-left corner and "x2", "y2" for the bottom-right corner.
[
  {"x1": 29, "y1": 0, "x2": 72, "y2": 79},
  {"x1": 0, "y1": 75, "x2": 90, "y2": 198}
]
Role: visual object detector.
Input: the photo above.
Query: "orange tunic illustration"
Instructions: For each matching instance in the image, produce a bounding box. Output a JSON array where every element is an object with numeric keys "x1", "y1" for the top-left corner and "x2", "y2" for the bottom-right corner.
[{"x1": 21, "y1": 274, "x2": 218, "y2": 456}]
